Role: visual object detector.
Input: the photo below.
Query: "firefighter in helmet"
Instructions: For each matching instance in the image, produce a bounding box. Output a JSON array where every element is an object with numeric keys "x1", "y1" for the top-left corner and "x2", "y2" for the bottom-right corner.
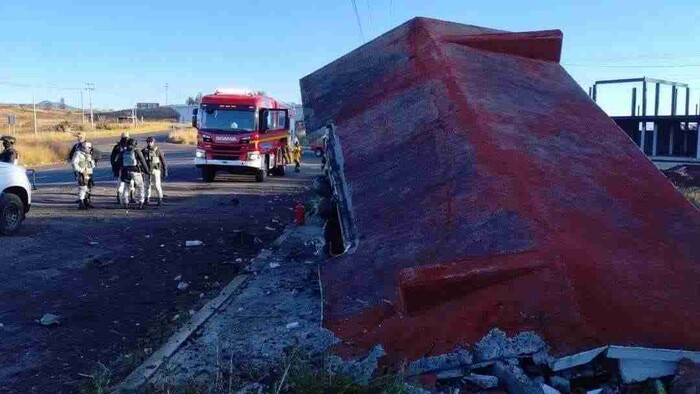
[{"x1": 291, "y1": 138, "x2": 302, "y2": 173}]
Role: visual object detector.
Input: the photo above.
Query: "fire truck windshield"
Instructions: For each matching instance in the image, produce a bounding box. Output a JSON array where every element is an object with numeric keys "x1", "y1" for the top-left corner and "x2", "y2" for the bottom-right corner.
[{"x1": 200, "y1": 108, "x2": 256, "y2": 133}]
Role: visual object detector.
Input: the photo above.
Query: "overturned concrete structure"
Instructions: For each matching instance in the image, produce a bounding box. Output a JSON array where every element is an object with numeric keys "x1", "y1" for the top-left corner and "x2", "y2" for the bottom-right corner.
[{"x1": 300, "y1": 17, "x2": 700, "y2": 370}]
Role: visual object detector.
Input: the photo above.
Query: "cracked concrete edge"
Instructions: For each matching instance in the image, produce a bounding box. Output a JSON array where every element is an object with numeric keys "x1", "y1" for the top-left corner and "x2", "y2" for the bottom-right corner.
[{"x1": 114, "y1": 225, "x2": 298, "y2": 393}]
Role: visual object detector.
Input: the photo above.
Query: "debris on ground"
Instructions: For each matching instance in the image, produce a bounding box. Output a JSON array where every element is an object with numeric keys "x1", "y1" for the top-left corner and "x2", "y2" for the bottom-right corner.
[
  {"x1": 176, "y1": 281, "x2": 189, "y2": 291},
  {"x1": 38, "y1": 313, "x2": 60, "y2": 326},
  {"x1": 185, "y1": 240, "x2": 203, "y2": 247}
]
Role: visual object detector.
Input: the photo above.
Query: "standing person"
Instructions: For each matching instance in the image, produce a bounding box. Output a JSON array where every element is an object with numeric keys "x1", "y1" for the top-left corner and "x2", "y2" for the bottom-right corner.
[
  {"x1": 0, "y1": 136, "x2": 19, "y2": 164},
  {"x1": 71, "y1": 142, "x2": 96, "y2": 210},
  {"x1": 85, "y1": 143, "x2": 101, "y2": 206},
  {"x1": 110, "y1": 132, "x2": 134, "y2": 204},
  {"x1": 291, "y1": 139, "x2": 302, "y2": 173},
  {"x1": 141, "y1": 136, "x2": 168, "y2": 206},
  {"x1": 118, "y1": 138, "x2": 148, "y2": 210}
]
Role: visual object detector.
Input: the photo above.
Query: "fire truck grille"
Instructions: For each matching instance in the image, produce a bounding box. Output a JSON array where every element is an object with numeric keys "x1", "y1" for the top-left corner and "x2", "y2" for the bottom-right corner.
[{"x1": 211, "y1": 144, "x2": 242, "y2": 160}]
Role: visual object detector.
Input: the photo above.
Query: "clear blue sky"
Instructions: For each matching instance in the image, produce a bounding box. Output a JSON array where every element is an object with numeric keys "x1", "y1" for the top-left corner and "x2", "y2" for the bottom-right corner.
[{"x1": 0, "y1": 0, "x2": 699, "y2": 116}]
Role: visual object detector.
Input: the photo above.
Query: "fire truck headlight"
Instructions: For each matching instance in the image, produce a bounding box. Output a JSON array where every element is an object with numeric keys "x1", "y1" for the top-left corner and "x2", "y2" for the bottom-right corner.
[
  {"x1": 195, "y1": 149, "x2": 205, "y2": 158},
  {"x1": 247, "y1": 152, "x2": 260, "y2": 161}
]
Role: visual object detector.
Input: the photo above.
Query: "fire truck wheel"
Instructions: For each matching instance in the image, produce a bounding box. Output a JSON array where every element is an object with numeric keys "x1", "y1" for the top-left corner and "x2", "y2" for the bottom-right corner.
[
  {"x1": 255, "y1": 169, "x2": 266, "y2": 183},
  {"x1": 202, "y1": 167, "x2": 216, "y2": 182}
]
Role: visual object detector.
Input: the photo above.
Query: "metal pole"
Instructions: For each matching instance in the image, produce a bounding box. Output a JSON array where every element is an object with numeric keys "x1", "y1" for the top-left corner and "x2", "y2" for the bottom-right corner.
[
  {"x1": 85, "y1": 83, "x2": 95, "y2": 128},
  {"x1": 32, "y1": 94, "x2": 38, "y2": 135},
  {"x1": 671, "y1": 86, "x2": 677, "y2": 115},
  {"x1": 631, "y1": 87, "x2": 637, "y2": 116},
  {"x1": 592, "y1": 84, "x2": 597, "y2": 102},
  {"x1": 165, "y1": 83, "x2": 169, "y2": 106},
  {"x1": 642, "y1": 80, "x2": 647, "y2": 116},
  {"x1": 654, "y1": 83, "x2": 660, "y2": 116}
]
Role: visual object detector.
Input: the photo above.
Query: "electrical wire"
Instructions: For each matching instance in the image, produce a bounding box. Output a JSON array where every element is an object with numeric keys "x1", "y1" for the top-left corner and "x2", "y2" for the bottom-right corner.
[{"x1": 350, "y1": 0, "x2": 365, "y2": 43}]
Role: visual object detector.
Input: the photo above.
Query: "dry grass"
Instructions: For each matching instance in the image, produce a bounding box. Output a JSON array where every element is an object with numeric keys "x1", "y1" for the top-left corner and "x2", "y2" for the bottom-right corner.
[
  {"x1": 681, "y1": 187, "x2": 700, "y2": 208},
  {"x1": 9, "y1": 122, "x2": 176, "y2": 167},
  {"x1": 167, "y1": 127, "x2": 198, "y2": 145}
]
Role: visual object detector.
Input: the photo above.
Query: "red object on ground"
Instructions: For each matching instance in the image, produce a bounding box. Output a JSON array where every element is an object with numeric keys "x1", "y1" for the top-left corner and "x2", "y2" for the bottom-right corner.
[
  {"x1": 294, "y1": 202, "x2": 305, "y2": 226},
  {"x1": 300, "y1": 17, "x2": 700, "y2": 362}
]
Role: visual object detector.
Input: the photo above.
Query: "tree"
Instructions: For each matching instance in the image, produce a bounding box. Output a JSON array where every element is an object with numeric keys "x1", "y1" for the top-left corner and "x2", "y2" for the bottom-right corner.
[{"x1": 185, "y1": 92, "x2": 203, "y2": 105}]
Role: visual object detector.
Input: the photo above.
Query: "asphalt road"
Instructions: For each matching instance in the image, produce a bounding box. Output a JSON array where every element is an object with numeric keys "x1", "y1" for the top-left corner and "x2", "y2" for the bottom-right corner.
[{"x1": 0, "y1": 133, "x2": 322, "y2": 393}]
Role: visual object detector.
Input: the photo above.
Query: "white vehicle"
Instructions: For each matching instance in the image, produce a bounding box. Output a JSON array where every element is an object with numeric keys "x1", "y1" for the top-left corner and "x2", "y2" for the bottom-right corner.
[{"x1": 0, "y1": 162, "x2": 32, "y2": 235}]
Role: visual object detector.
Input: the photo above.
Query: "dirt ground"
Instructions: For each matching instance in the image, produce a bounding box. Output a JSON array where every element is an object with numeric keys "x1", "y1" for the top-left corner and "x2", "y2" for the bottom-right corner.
[{"x1": 0, "y1": 151, "x2": 321, "y2": 393}]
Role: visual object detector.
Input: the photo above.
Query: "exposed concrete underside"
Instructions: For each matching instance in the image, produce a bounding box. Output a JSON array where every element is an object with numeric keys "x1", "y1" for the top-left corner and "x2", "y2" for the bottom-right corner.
[{"x1": 300, "y1": 17, "x2": 700, "y2": 362}]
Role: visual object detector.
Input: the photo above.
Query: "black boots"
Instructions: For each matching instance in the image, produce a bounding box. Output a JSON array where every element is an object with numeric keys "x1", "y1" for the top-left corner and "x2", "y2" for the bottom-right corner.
[
  {"x1": 157, "y1": 198, "x2": 162, "y2": 206},
  {"x1": 78, "y1": 200, "x2": 88, "y2": 210}
]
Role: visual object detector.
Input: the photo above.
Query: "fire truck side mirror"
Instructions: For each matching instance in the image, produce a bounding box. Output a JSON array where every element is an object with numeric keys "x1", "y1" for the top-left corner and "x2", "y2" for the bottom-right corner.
[{"x1": 191, "y1": 108, "x2": 198, "y2": 128}]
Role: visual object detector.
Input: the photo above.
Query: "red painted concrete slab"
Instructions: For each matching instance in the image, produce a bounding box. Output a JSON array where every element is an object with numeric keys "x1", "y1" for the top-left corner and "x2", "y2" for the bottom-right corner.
[{"x1": 300, "y1": 17, "x2": 700, "y2": 362}]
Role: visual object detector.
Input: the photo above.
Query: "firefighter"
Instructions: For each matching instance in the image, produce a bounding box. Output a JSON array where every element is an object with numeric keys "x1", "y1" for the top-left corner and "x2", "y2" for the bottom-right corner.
[
  {"x1": 142, "y1": 136, "x2": 168, "y2": 206},
  {"x1": 291, "y1": 139, "x2": 302, "y2": 173},
  {"x1": 110, "y1": 132, "x2": 135, "y2": 203},
  {"x1": 118, "y1": 138, "x2": 148, "y2": 209},
  {"x1": 71, "y1": 142, "x2": 96, "y2": 210},
  {"x1": 0, "y1": 136, "x2": 19, "y2": 164}
]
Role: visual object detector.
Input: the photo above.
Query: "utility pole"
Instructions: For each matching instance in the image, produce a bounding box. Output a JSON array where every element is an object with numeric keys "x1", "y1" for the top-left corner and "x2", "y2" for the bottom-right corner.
[
  {"x1": 85, "y1": 83, "x2": 95, "y2": 128},
  {"x1": 32, "y1": 94, "x2": 38, "y2": 135},
  {"x1": 165, "y1": 83, "x2": 169, "y2": 106},
  {"x1": 80, "y1": 90, "x2": 85, "y2": 124}
]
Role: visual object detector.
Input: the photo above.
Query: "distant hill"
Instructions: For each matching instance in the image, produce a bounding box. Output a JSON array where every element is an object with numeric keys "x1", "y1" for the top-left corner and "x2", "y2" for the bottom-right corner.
[{"x1": 35, "y1": 100, "x2": 80, "y2": 111}]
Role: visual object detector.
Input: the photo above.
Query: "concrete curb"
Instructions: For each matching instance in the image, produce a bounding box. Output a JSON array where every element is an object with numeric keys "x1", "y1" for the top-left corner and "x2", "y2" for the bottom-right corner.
[{"x1": 115, "y1": 225, "x2": 298, "y2": 393}]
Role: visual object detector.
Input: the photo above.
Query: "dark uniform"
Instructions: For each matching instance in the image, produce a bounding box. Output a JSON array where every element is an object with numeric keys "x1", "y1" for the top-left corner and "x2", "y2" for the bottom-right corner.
[
  {"x1": 0, "y1": 136, "x2": 19, "y2": 164},
  {"x1": 118, "y1": 139, "x2": 149, "y2": 209}
]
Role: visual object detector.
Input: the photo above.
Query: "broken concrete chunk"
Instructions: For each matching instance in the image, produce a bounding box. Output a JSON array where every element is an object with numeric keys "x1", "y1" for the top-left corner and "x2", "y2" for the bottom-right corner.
[
  {"x1": 436, "y1": 368, "x2": 465, "y2": 380},
  {"x1": 541, "y1": 383, "x2": 561, "y2": 394},
  {"x1": 473, "y1": 328, "x2": 547, "y2": 362},
  {"x1": 493, "y1": 360, "x2": 545, "y2": 394},
  {"x1": 327, "y1": 345, "x2": 386, "y2": 385},
  {"x1": 550, "y1": 376, "x2": 571, "y2": 393},
  {"x1": 406, "y1": 348, "x2": 472, "y2": 376},
  {"x1": 269, "y1": 262, "x2": 281, "y2": 269},
  {"x1": 285, "y1": 322, "x2": 300, "y2": 329},
  {"x1": 177, "y1": 281, "x2": 189, "y2": 291},
  {"x1": 464, "y1": 373, "x2": 499, "y2": 389},
  {"x1": 185, "y1": 240, "x2": 203, "y2": 247},
  {"x1": 39, "y1": 313, "x2": 60, "y2": 326}
]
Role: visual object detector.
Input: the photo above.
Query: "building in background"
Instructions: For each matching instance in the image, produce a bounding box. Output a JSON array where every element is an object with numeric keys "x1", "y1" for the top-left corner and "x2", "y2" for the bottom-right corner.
[{"x1": 592, "y1": 77, "x2": 700, "y2": 169}]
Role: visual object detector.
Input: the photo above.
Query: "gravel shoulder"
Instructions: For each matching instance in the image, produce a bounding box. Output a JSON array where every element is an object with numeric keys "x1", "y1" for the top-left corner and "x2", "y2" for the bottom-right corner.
[{"x1": 0, "y1": 153, "x2": 321, "y2": 393}]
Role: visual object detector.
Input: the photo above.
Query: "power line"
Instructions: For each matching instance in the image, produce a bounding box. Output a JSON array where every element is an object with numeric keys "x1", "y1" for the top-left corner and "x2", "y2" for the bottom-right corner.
[
  {"x1": 350, "y1": 0, "x2": 365, "y2": 43},
  {"x1": 565, "y1": 63, "x2": 700, "y2": 68}
]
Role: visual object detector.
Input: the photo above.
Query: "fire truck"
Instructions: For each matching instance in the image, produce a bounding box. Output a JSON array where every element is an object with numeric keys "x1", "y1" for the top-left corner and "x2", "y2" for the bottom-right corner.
[{"x1": 192, "y1": 89, "x2": 292, "y2": 182}]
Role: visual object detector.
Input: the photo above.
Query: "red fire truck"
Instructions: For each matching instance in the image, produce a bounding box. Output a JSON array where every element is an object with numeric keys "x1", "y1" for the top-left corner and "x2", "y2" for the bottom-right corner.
[{"x1": 192, "y1": 89, "x2": 292, "y2": 182}]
